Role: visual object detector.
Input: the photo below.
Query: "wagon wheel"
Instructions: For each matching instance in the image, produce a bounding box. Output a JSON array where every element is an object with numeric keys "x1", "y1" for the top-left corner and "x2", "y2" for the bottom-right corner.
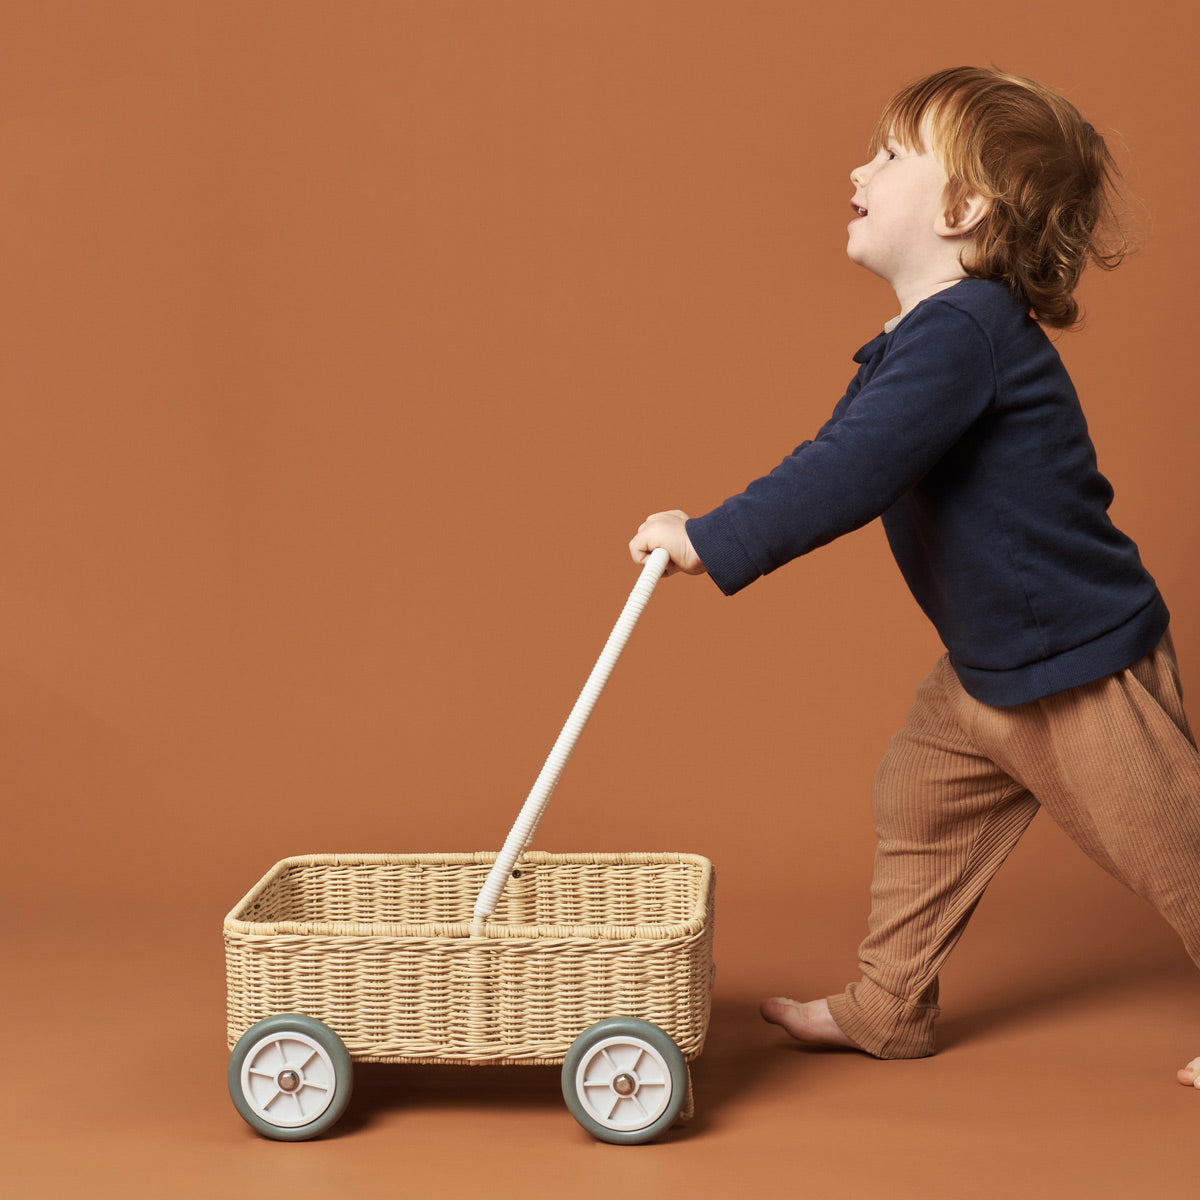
[
  {"x1": 561, "y1": 1017, "x2": 689, "y2": 1145},
  {"x1": 228, "y1": 1014, "x2": 354, "y2": 1141}
]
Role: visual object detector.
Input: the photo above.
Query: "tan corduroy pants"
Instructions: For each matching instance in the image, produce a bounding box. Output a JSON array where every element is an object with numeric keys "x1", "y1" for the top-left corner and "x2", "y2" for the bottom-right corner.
[{"x1": 826, "y1": 629, "x2": 1200, "y2": 1059}]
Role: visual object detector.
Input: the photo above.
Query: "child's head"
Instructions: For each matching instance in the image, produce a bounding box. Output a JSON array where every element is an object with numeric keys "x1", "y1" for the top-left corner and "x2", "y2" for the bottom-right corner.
[{"x1": 870, "y1": 67, "x2": 1127, "y2": 328}]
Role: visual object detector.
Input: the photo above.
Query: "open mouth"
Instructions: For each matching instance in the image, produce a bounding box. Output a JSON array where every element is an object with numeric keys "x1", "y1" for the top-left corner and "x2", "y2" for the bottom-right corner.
[{"x1": 852, "y1": 205, "x2": 868, "y2": 217}]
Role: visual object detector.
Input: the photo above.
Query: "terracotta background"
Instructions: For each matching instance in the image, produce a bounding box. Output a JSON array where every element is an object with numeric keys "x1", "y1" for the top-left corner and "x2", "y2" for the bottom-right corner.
[{"x1": 3, "y1": 2, "x2": 1197, "y2": 1196}]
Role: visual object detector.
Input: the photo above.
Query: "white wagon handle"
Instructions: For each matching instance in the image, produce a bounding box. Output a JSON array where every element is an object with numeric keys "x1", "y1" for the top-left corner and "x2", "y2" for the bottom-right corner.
[{"x1": 471, "y1": 547, "x2": 671, "y2": 936}]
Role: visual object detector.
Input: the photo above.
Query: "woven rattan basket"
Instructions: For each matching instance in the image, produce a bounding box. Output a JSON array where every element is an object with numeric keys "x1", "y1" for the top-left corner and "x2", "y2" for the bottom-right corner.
[{"x1": 224, "y1": 849, "x2": 714, "y2": 1065}]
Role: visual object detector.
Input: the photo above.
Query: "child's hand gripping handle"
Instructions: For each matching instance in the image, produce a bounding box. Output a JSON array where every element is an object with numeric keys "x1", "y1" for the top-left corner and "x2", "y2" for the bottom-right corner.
[{"x1": 470, "y1": 547, "x2": 671, "y2": 936}]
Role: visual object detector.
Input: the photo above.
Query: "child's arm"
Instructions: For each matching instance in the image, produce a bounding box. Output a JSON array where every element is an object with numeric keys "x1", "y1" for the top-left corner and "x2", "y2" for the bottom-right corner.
[
  {"x1": 684, "y1": 299, "x2": 996, "y2": 596},
  {"x1": 628, "y1": 510, "x2": 707, "y2": 577}
]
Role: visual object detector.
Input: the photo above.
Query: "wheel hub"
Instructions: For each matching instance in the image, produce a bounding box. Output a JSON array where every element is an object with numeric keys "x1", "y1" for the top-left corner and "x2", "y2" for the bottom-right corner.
[
  {"x1": 236, "y1": 1025, "x2": 342, "y2": 1131},
  {"x1": 569, "y1": 1029, "x2": 681, "y2": 1136}
]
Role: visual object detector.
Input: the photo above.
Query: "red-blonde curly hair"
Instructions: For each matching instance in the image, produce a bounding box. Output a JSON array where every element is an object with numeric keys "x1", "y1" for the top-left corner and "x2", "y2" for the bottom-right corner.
[{"x1": 871, "y1": 67, "x2": 1128, "y2": 329}]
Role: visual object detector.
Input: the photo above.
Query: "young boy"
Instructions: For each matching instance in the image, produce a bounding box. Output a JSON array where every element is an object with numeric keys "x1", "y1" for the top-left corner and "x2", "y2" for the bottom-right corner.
[{"x1": 628, "y1": 67, "x2": 1200, "y2": 1087}]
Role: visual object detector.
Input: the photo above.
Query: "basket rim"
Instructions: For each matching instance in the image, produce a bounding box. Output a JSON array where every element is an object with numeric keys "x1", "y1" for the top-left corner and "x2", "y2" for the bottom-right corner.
[{"x1": 223, "y1": 850, "x2": 714, "y2": 941}]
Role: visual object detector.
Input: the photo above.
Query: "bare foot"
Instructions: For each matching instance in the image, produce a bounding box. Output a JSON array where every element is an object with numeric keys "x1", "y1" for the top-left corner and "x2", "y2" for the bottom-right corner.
[
  {"x1": 760, "y1": 996, "x2": 860, "y2": 1050},
  {"x1": 1177, "y1": 1056, "x2": 1200, "y2": 1087}
]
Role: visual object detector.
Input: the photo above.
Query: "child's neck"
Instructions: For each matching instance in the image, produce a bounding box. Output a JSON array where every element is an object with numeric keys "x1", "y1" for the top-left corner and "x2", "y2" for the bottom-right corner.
[{"x1": 894, "y1": 273, "x2": 967, "y2": 319}]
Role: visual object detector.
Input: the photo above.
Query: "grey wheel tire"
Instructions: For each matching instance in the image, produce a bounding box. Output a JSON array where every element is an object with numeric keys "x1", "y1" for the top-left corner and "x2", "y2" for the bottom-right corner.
[
  {"x1": 561, "y1": 1017, "x2": 688, "y2": 1145},
  {"x1": 228, "y1": 1014, "x2": 354, "y2": 1141}
]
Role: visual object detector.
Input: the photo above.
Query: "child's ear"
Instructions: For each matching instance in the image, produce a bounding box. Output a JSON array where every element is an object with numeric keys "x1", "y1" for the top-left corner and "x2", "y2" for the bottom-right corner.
[{"x1": 936, "y1": 191, "x2": 990, "y2": 238}]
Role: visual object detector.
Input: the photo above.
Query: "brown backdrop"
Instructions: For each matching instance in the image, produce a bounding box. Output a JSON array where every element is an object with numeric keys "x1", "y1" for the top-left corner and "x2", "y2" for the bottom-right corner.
[{"x1": 4, "y1": 3, "x2": 1198, "y2": 1197}]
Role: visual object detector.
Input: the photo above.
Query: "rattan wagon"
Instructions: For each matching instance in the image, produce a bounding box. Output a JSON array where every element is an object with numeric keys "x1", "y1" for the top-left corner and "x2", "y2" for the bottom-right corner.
[{"x1": 224, "y1": 551, "x2": 716, "y2": 1144}]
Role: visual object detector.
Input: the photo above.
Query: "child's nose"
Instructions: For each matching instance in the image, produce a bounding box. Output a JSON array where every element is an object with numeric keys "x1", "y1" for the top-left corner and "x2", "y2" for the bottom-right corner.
[{"x1": 850, "y1": 162, "x2": 870, "y2": 189}]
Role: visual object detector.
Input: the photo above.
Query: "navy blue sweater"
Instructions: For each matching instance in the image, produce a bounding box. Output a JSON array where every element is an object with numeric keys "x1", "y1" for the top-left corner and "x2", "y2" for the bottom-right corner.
[{"x1": 686, "y1": 278, "x2": 1168, "y2": 706}]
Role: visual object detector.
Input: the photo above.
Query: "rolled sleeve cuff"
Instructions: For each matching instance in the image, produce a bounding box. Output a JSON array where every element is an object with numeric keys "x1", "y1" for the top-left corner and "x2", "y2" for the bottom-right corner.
[{"x1": 686, "y1": 509, "x2": 762, "y2": 596}]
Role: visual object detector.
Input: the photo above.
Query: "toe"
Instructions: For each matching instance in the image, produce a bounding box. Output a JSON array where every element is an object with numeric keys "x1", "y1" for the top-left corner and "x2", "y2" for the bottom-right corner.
[
  {"x1": 760, "y1": 996, "x2": 797, "y2": 1024},
  {"x1": 1176, "y1": 1056, "x2": 1200, "y2": 1087}
]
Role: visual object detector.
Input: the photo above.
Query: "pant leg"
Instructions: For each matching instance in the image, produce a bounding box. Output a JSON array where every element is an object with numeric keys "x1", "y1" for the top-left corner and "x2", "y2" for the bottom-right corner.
[
  {"x1": 952, "y1": 629, "x2": 1200, "y2": 970},
  {"x1": 827, "y1": 656, "x2": 1040, "y2": 1059}
]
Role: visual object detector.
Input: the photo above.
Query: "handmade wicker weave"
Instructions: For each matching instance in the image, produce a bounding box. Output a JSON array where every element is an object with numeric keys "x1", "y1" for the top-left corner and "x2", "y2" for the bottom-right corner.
[{"x1": 224, "y1": 850, "x2": 714, "y2": 1067}]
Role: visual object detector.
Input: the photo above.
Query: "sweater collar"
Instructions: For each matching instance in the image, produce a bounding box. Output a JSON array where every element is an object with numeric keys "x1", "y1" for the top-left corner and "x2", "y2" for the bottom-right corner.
[
  {"x1": 853, "y1": 329, "x2": 889, "y2": 364},
  {"x1": 853, "y1": 310, "x2": 906, "y2": 363}
]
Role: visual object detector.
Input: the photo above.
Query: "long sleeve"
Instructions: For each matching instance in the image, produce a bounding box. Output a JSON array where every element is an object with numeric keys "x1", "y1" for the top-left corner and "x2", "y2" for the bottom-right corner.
[{"x1": 688, "y1": 300, "x2": 996, "y2": 596}]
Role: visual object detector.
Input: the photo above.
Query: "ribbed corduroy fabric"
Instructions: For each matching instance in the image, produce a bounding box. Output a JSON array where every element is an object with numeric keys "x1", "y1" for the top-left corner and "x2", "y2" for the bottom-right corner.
[{"x1": 827, "y1": 630, "x2": 1200, "y2": 1059}]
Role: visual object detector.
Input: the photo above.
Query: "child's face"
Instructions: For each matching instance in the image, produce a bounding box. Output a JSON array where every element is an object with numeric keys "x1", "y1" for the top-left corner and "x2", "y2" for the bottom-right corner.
[{"x1": 846, "y1": 126, "x2": 963, "y2": 310}]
